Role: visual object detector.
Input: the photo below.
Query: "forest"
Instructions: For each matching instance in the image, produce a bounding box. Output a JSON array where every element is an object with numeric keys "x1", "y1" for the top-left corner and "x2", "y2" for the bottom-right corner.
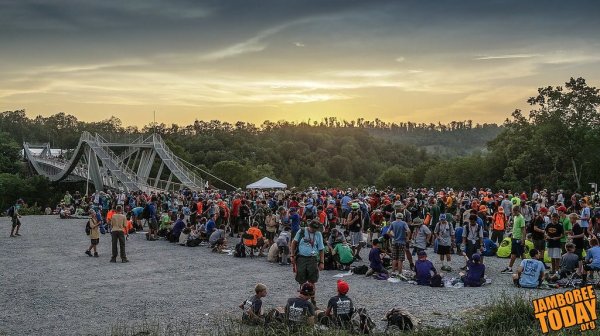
[{"x1": 1, "y1": 77, "x2": 599, "y2": 209}]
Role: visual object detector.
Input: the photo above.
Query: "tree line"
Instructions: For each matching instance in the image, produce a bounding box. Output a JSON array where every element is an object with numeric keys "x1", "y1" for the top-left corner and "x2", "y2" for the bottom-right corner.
[{"x1": 1, "y1": 77, "x2": 598, "y2": 210}]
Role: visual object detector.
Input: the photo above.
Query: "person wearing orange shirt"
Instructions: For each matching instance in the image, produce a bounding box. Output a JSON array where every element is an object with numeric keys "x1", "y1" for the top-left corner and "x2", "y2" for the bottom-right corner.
[{"x1": 244, "y1": 222, "x2": 265, "y2": 257}]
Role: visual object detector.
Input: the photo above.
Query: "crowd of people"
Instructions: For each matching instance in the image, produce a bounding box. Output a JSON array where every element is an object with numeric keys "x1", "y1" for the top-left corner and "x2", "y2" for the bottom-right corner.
[{"x1": 7, "y1": 186, "x2": 600, "y2": 330}]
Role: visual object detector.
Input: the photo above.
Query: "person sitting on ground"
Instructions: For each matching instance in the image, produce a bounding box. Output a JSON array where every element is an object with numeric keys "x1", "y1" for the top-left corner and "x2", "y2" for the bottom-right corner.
[
  {"x1": 557, "y1": 243, "x2": 580, "y2": 279},
  {"x1": 276, "y1": 226, "x2": 291, "y2": 265},
  {"x1": 178, "y1": 227, "x2": 191, "y2": 246},
  {"x1": 171, "y1": 213, "x2": 186, "y2": 243},
  {"x1": 205, "y1": 213, "x2": 217, "y2": 237},
  {"x1": 285, "y1": 282, "x2": 316, "y2": 328},
  {"x1": 158, "y1": 211, "x2": 172, "y2": 237},
  {"x1": 244, "y1": 221, "x2": 265, "y2": 257},
  {"x1": 325, "y1": 280, "x2": 354, "y2": 329},
  {"x1": 332, "y1": 240, "x2": 354, "y2": 271},
  {"x1": 513, "y1": 248, "x2": 545, "y2": 288},
  {"x1": 196, "y1": 217, "x2": 207, "y2": 240},
  {"x1": 366, "y1": 238, "x2": 388, "y2": 277},
  {"x1": 240, "y1": 283, "x2": 268, "y2": 325},
  {"x1": 414, "y1": 250, "x2": 437, "y2": 286},
  {"x1": 208, "y1": 225, "x2": 227, "y2": 252},
  {"x1": 481, "y1": 231, "x2": 498, "y2": 257},
  {"x1": 461, "y1": 253, "x2": 485, "y2": 287},
  {"x1": 581, "y1": 238, "x2": 600, "y2": 285}
]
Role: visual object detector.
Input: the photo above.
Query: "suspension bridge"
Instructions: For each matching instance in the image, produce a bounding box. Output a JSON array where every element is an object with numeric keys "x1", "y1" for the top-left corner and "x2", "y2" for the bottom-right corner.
[{"x1": 23, "y1": 132, "x2": 233, "y2": 193}]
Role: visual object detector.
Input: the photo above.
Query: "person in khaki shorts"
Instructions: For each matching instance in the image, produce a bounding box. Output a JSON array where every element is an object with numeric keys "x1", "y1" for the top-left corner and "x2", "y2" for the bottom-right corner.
[{"x1": 110, "y1": 205, "x2": 128, "y2": 263}]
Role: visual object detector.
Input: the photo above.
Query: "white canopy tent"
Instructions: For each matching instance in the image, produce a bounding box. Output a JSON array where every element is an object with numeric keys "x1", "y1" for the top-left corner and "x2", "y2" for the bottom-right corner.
[{"x1": 246, "y1": 177, "x2": 287, "y2": 189}]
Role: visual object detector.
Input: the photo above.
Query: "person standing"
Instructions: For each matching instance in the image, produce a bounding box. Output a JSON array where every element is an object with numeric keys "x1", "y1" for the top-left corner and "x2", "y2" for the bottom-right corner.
[
  {"x1": 501, "y1": 206, "x2": 526, "y2": 274},
  {"x1": 290, "y1": 220, "x2": 325, "y2": 306},
  {"x1": 388, "y1": 212, "x2": 411, "y2": 276},
  {"x1": 109, "y1": 205, "x2": 128, "y2": 263},
  {"x1": 545, "y1": 213, "x2": 564, "y2": 274},
  {"x1": 9, "y1": 199, "x2": 23, "y2": 237},
  {"x1": 434, "y1": 214, "x2": 455, "y2": 271},
  {"x1": 85, "y1": 209, "x2": 101, "y2": 257}
]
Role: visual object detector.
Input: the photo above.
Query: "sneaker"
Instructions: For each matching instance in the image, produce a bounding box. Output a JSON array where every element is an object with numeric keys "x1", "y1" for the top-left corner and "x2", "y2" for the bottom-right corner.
[
  {"x1": 409, "y1": 264, "x2": 415, "y2": 271},
  {"x1": 9, "y1": 234, "x2": 15, "y2": 237},
  {"x1": 14, "y1": 233, "x2": 21, "y2": 236},
  {"x1": 85, "y1": 250, "x2": 93, "y2": 257},
  {"x1": 501, "y1": 267, "x2": 513, "y2": 274},
  {"x1": 460, "y1": 266, "x2": 467, "y2": 271},
  {"x1": 110, "y1": 258, "x2": 117, "y2": 263},
  {"x1": 354, "y1": 255, "x2": 362, "y2": 261},
  {"x1": 93, "y1": 252, "x2": 99, "y2": 258},
  {"x1": 122, "y1": 259, "x2": 129, "y2": 263}
]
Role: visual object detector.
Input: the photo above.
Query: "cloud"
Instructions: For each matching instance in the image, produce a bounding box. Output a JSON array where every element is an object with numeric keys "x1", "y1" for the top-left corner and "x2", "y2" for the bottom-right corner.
[
  {"x1": 395, "y1": 57, "x2": 405, "y2": 62},
  {"x1": 475, "y1": 54, "x2": 541, "y2": 60},
  {"x1": 294, "y1": 42, "x2": 305, "y2": 47}
]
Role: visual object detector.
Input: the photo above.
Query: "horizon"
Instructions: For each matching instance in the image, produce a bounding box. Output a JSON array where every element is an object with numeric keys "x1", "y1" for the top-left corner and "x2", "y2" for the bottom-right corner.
[{"x1": 1, "y1": 0, "x2": 599, "y2": 127}]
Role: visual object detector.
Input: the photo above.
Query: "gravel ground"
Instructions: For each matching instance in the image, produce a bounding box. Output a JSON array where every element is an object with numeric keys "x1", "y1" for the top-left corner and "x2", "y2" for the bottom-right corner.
[{"x1": 0, "y1": 216, "x2": 573, "y2": 335}]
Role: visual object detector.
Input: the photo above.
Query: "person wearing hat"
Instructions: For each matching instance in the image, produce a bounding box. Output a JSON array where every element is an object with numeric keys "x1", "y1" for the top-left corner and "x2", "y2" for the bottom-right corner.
[
  {"x1": 240, "y1": 283, "x2": 268, "y2": 325},
  {"x1": 285, "y1": 282, "x2": 316, "y2": 328},
  {"x1": 490, "y1": 207, "x2": 507, "y2": 246},
  {"x1": 513, "y1": 248, "x2": 545, "y2": 288},
  {"x1": 434, "y1": 214, "x2": 455, "y2": 272},
  {"x1": 325, "y1": 280, "x2": 354, "y2": 328},
  {"x1": 501, "y1": 206, "x2": 526, "y2": 274},
  {"x1": 388, "y1": 212, "x2": 411, "y2": 276},
  {"x1": 557, "y1": 206, "x2": 571, "y2": 252},
  {"x1": 414, "y1": 250, "x2": 437, "y2": 286},
  {"x1": 290, "y1": 219, "x2": 325, "y2": 304},
  {"x1": 461, "y1": 253, "x2": 485, "y2": 287},
  {"x1": 347, "y1": 203, "x2": 364, "y2": 260}
]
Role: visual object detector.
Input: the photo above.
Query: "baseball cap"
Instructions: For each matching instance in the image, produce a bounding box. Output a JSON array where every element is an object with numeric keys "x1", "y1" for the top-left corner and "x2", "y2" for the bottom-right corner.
[
  {"x1": 469, "y1": 214, "x2": 478, "y2": 221},
  {"x1": 557, "y1": 206, "x2": 567, "y2": 212},
  {"x1": 299, "y1": 282, "x2": 315, "y2": 296},
  {"x1": 539, "y1": 207, "x2": 548, "y2": 213},
  {"x1": 417, "y1": 250, "x2": 427, "y2": 257},
  {"x1": 337, "y1": 280, "x2": 349, "y2": 295},
  {"x1": 439, "y1": 214, "x2": 447, "y2": 221},
  {"x1": 471, "y1": 254, "x2": 481, "y2": 262},
  {"x1": 395, "y1": 212, "x2": 404, "y2": 219}
]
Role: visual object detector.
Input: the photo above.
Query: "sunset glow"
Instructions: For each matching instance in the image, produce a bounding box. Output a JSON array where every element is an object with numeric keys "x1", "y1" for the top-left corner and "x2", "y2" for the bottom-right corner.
[{"x1": 1, "y1": 0, "x2": 599, "y2": 126}]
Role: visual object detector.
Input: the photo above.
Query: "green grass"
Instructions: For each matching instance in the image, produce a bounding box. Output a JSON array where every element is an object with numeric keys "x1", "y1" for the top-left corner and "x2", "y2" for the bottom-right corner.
[{"x1": 107, "y1": 295, "x2": 599, "y2": 336}]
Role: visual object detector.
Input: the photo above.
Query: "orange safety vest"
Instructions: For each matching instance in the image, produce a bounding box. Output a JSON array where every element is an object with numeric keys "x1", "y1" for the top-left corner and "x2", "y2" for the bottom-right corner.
[{"x1": 492, "y1": 213, "x2": 506, "y2": 231}]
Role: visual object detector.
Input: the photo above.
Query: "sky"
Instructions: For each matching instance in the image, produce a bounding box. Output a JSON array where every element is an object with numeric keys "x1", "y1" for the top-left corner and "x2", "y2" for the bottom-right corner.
[{"x1": 1, "y1": 0, "x2": 599, "y2": 127}]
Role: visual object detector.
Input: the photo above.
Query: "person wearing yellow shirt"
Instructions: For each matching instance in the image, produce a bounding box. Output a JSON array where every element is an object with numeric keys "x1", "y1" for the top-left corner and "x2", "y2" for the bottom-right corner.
[{"x1": 110, "y1": 205, "x2": 128, "y2": 263}]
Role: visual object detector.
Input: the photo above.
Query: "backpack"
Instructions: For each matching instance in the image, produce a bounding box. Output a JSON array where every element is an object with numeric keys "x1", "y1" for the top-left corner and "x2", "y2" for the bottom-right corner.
[
  {"x1": 384, "y1": 308, "x2": 419, "y2": 331},
  {"x1": 142, "y1": 204, "x2": 151, "y2": 220},
  {"x1": 350, "y1": 308, "x2": 376, "y2": 334},
  {"x1": 234, "y1": 238, "x2": 247, "y2": 258},
  {"x1": 85, "y1": 220, "x2": 91, "y2": 236},
  {"x1": 304, "y1": 206, "x2": 315, "y2": 219},
  {"x1": 7, "y1": 206, "x2": 15, "y2": 218},
  {"x1": 326, "y1": 207, "x2": 335, "y2": 221},
  {"x1": 352, "y1": 265, "x2": 369, "y2": 275},
  {"x1": 464, "y1": 223, "x2": 481, "y2": 240},
  {"x1": 430, "y1": 274, "x2": 443, "y2": 287}
]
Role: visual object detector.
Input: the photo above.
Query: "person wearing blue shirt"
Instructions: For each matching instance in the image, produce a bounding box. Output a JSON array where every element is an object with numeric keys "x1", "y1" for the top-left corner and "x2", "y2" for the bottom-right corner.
[
  {"x1": 290, "y1": 208, "x2": 301, "y2": 237},
  {"x1": 340, "y1": 195, "x2": 352, "y2": 222},
  {"x1": 389, "y1": 213, "x2": 411, "y2": 276},
  {"x1": 582, "y1": 239, "x2": 600, "y2": 284},
  {"x1": 171, "y1": 213, "x2": 186, "y2": 243},
  {"x1": 205, "y1": 214, "x2": 216, "y2": 237},
  {"x1": 454, "y1": 225, "x2": 463, "y2": 254},
  {"x1": 290, "y1": 220, "x2": 325, "y2": 305},
  {"x1": 514, "y1": 248, "x2": 545, "y2": 288},
  {"x1": 482, "y1": 231, "x2": 498, "y2": 257}
]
